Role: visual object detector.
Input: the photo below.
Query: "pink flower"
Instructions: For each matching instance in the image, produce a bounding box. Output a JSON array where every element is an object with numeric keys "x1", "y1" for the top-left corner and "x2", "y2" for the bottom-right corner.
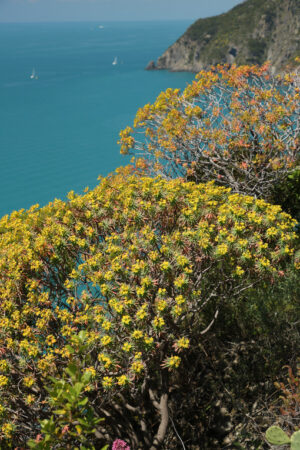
[
  {"x1": 112, "y1": 439, "x2": 130, "y2": 450},
  {"x1": 61, "y1": 425, "x2": 69, "y2": 435}
]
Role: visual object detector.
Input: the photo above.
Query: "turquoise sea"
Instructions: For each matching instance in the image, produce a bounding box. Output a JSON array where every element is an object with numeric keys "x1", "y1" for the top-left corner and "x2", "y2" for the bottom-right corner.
[{"x1": 0, "y1": 21, "x2": 195, "y2": 217}]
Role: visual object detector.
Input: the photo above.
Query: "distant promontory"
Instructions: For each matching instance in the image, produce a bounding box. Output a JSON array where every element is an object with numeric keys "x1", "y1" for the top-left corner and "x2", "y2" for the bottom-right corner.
[{"x1": 146, "y1": 0, "x2": 300, "y2": 74}]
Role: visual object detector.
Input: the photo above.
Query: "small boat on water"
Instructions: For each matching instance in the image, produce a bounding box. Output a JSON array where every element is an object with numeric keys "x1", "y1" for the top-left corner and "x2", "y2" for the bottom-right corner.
[
  {"x1": 112, "y1": 57, "x2": 118, "y2": 66},
  {"x1": 30, "y1": 68, "x2": 38, "y2": 80}
]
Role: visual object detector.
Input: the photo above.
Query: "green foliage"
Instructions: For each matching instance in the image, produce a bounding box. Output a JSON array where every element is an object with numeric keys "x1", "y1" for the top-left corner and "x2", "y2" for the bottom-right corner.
[
  {"x1": 266, "y1": 425, "x2": 291, "y2": 445},
  {"x1": 266, "y1": 427, "x2": 300, "y2": 449},
  {"x1": 186, "y1": 0, "x2": 264, "y2": 42},
  {"x1": 27, "y1": 332, "x2": 107, "y2": 450},
  {"x1": 292, "y1": 431, "x2": 300, "y2": 450},
  {"x1": 180, "y1": 0, "x2": 300, "y2": 67},
  {"x1": 271, "y1": 167, "x2": 300, "y2": 225},
  {"x1": 247, "y1": 39, "x2": 267, "y2": 64}
]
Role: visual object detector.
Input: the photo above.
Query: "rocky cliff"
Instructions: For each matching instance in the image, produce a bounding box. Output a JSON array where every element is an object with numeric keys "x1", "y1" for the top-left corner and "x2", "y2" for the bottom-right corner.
[{"x1": 149, "y1": 0, "x2": 300, "y2": 74}]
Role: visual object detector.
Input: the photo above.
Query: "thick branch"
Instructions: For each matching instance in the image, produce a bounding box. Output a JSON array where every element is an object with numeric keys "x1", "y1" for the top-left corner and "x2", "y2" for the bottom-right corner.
[{"x1": 150, "y1": 393, "x2": 169, "y2": 450}]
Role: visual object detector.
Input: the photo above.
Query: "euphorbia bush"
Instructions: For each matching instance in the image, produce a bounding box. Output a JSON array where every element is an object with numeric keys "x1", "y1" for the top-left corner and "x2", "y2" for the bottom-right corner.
[
  {"x1": 0, "y1": 173, "x2": 298, "y2": 447},
  {"x1": 119, "y1": 63, "x2": 300, "y2": 200}
]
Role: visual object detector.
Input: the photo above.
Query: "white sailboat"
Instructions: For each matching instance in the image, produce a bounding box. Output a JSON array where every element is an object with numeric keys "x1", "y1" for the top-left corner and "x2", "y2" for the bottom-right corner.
[
  {"x1": 112, "y1": 57, "x2": 118, "y2": 66},
  {"x1": 30, "y1": 68, "x2": 38, "y2": 80}
]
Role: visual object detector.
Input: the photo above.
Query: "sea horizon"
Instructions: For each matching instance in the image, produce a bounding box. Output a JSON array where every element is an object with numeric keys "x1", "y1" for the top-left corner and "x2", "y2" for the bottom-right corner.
[{"x1": 0, "y1": 19, "x2": 196, "y2": 24}]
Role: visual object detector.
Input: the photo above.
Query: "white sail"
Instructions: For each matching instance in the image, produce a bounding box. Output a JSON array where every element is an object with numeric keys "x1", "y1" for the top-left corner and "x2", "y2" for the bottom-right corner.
[
  {"x1": 30, "y1": 68, "x2": 38, "y2": 80},
  {"x1": 112, "y1": 57, "x2": 118, "y2": 66}
]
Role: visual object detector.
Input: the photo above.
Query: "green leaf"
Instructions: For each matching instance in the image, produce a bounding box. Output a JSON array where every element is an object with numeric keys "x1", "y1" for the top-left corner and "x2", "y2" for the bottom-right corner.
[
  {"x1": 77, "y1": 417, "x2": 89, "y2": 426},
  {"x1": 266, "y1": 426, "x2": 291, "y2": 445},
  {"x1": 95, "y1": 417, "x2": 105, "y2": 424},
  {"x1": 77, "y1": 397, "x2": 88, "y2": 407},
  {"x1": 65, "y1": 363, "x2": 78, "y2": 379},
  {"x1": 73, "y1": 382, "x2": 84, "y2": 396},
  {"x1": 41, "y1": 417, "x2": 56, "y2": 433},
  {"x1": 67, "y1": 386, "x2": 77, "y2": 398},
  {"x1": 75, "y1": 424, "x2": 82, "y2": 435},
  {"x1": 78, "y1": 330, "x2": 87, "y2": 343},
  {"x1": 291, "y1": 430, "x2": 300, "y2": 450},
  {"x1": 82, "y1": 371, "x2": 92, "y2": 384},
  {"x1": 66, "y1": 344, "x2": 75, "y2": 354},
  {"x1": 53, "y1": 409, "x2": 67, "y2": 415}
]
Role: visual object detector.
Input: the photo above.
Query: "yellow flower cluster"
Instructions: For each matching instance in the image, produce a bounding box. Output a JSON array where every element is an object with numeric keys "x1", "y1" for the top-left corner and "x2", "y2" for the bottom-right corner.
[
  {"x1": 1, "y1": 422, "x2": 13, "y2": 438},
  {"x1": 167, "y1": 356, "x2": 181, "y2": 369},
  {"x1": 23, "y1": 376, "x2": 35, "y2": 388},
  {"x1": 131, "y1": 361, "x2": 144, "y2": 374},
  {"x1": 0, "y1": 376, "x2": 8, "y2": 388},
  {"x1": 175, "y1": 337, "x2": 190, "y2": 349}
]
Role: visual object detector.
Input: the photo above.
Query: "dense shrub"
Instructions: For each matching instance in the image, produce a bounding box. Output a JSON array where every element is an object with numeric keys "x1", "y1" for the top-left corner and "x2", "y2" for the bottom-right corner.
[
  {"x1": 119, "y1": 64, "x2": 300, "y2": 201},
  {"x1": 247, "y1": 38, "x2": 267, "y2": 63},
  {"x1": 271, "y1": 167, "x2": 300, "y2": 226},
  {"x1": 0, "y1": 173, "x2": 298, "y2": 447}
]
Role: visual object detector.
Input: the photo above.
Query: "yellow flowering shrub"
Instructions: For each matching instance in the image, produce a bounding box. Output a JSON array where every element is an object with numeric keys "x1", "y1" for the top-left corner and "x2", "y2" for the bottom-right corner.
[
  {"x1": 119, "y1": 64, "x2": 300, "y2": 200},
  {"x1": 0, "y1": 173, "x2": 298, "y2": 446}
]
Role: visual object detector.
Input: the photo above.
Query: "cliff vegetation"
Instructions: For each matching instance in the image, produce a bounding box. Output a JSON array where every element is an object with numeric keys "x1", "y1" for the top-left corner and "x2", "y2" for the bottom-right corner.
[{"x1": 151, "y1": 0, "x2": 300, "y2": 73}]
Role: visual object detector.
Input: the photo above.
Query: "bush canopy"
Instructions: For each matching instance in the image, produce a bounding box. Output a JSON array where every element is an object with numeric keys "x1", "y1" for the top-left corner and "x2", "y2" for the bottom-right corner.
[
  {"x1": 0, "y1": 174, "x2": 298, "y2": 447},
  {"x1": 119, "y1": 63, "x2": 300, "y2": 200}
]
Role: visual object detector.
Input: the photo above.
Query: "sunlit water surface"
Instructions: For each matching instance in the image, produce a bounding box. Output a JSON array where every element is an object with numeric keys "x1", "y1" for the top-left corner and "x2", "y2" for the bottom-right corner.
[{"x1": 0, "y1": 21, "x2": 195, "y2": 216}]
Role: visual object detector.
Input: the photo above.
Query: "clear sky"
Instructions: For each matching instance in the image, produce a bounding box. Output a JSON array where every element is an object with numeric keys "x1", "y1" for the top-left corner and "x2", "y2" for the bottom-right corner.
[{"x1": 0, "y1": 0, "x2": 244, "y2": 23}]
